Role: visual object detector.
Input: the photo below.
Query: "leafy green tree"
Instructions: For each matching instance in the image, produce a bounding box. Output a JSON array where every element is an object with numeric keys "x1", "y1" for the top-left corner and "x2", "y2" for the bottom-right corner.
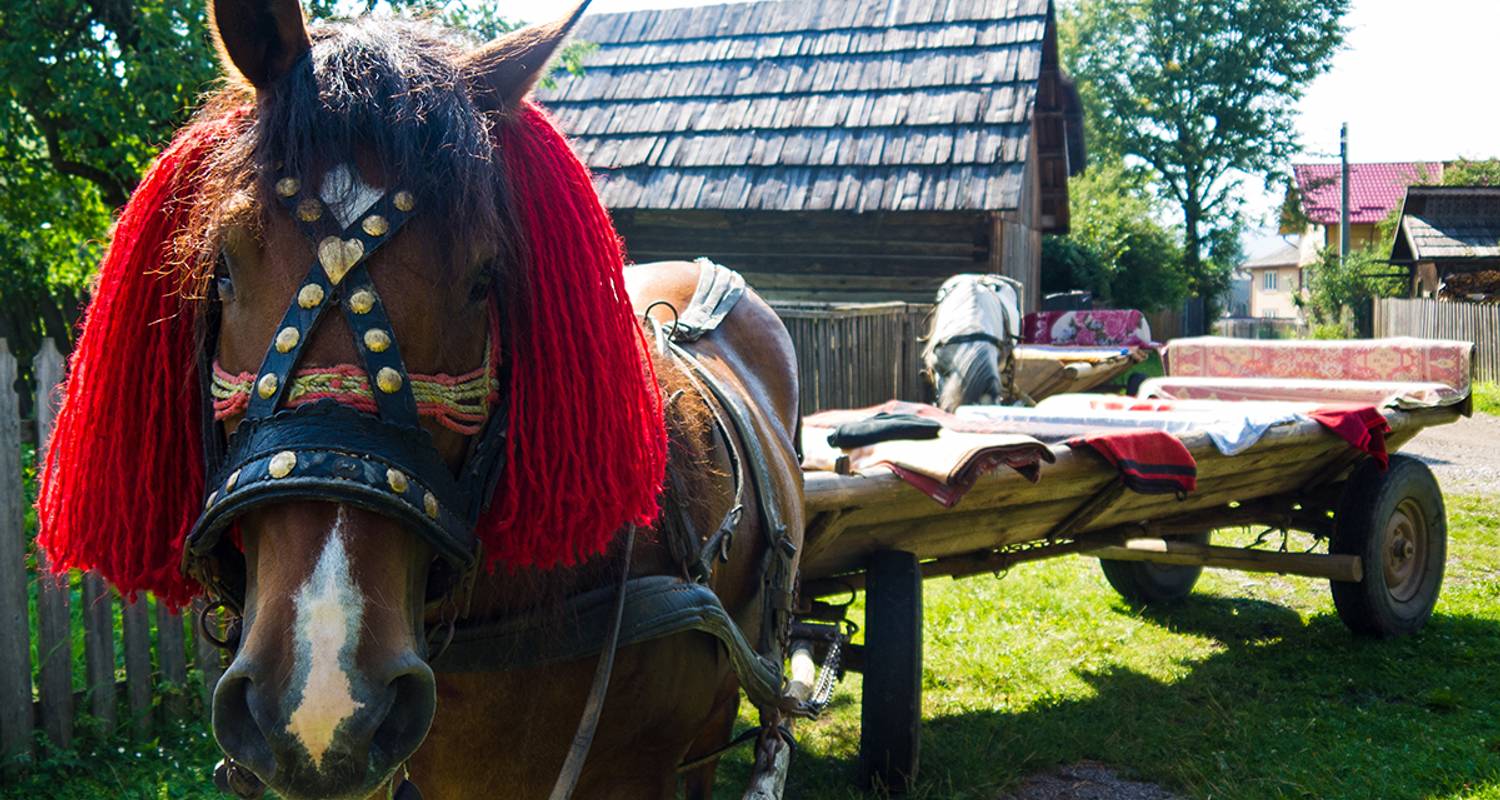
[
  {"x1": 1063, "y1": 0, "x2": 1348, "y2": 316},
  {"x1": 1300, "y1": 245, "x2": 1404, "y2": 335},
  {"x1": 1041, "y1": 157, "x2": 1187, "y2": 312}
]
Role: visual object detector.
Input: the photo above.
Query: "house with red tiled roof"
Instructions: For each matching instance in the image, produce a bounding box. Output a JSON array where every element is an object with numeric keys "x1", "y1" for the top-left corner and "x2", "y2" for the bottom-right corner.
[{"x1": 1281, "y1": 162, "x2": 1443, "y2": 266}]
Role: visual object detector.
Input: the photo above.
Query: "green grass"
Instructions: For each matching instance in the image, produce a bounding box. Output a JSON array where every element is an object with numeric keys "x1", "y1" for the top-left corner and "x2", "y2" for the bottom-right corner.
[
  {"x1": 13, "y1": 497, "x2": 1499, "y2": 799},
  {"x1": 719, "y1": 494, "x2": 1500, "y2": 799},
  {"x1": 1474, "y1": 383, "x2": 1499, "y2": 417}
]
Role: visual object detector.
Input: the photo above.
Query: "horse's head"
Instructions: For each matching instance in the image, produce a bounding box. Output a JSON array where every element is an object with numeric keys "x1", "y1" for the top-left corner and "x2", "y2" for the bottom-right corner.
[{"x1": 195, "y1": 2, "x2": 589, "y2": 796}]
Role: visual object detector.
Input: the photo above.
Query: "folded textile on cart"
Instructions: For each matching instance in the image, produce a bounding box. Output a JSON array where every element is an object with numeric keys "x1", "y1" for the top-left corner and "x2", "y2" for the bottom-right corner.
[
  {"x1": 960, "y1": 396, "x2": 1308, "y2": 456},
  {"x1": 1306, "y1": 404, "x2": 1392, "y2": 469},
  {"x1": 1066, "y1": 429, "x2": 1198, "y2": 495},
  {"x1": 803, "y1": 402, "x2": 1055, "y2": 507}
]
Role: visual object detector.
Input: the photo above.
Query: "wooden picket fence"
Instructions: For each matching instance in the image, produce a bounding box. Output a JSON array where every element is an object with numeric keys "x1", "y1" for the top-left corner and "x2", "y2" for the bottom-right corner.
[
  {"x1": 1374, "y1": 298, "x2": 1500, "y2": 383},
  {"x1": 772, "y1": 301, "x2": 934, "y2": 414},
  {"x1": 0, "y1": 339, "x2": 223, "y2": 762}
]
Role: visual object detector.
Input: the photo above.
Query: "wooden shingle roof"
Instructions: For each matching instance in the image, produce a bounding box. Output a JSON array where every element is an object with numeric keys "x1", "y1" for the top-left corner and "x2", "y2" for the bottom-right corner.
[
  {"x1": 1394, "y1": 187, "x2": 1500, "y2": 263},
  {"x1": 537, "y1": 0, "x2": 1070, "y2": 213}
]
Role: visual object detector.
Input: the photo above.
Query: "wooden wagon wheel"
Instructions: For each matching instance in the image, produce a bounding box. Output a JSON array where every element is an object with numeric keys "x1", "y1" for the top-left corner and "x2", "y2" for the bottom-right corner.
[
  {"x1": 859, "y1": 550, "x2": 922, "y2": 792},
  {"x1": 1098, "y1": 531, "x2": 1211, "y2": 605}
]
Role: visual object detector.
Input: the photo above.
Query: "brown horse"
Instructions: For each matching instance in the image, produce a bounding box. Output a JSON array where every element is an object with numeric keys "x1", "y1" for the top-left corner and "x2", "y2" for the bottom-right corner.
[{"x1": 161, "y1": 4, "x2": 803, "y2": 798}]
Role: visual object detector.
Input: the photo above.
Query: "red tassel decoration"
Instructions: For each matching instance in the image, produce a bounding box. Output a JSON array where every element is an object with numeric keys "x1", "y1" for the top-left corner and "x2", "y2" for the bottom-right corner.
[
  {"x1": 481, "y1": 101, "x2": 667, "y2": 569},
  {"x1": 36, "y1": 115, "x2": 241, "y2": 606}
]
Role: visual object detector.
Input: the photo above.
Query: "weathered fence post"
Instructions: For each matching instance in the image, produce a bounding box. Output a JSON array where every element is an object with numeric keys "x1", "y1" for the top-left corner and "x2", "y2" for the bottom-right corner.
[
  {"x1": 82, "y1": 575, "x2": 117, "y2": 734},
  {"x1": 156, "y1": 602, "x2": 188, "y2": 721},
  {"x1": 33, "y1": 339, "x2": 72, "y2": 748},
  {"x1": 121, "y1": 596, "x2": 154, "y2": 739},
  {"x1": 0, "y1": 341, "x2": 33, "y2": 762}
]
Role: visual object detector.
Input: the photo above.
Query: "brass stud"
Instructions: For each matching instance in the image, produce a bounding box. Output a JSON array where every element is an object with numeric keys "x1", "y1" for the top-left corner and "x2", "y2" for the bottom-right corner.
[
  {"x1": 268, "y1": 450, "x2": 297, "y2": 479},
  {"x1": 275, "y1": 177, "x2": 301, "y2": 197},
  {"x1": 225, "y1": 468, "x2": 241, "y2": 492},
  {"x1": 298, "y1": 284, "x2": 325, "y2": 309},
  {"x1": 386, "y1": 469, "x2": 410, "y2": 494},
  {"x1": 205, "y1": 491, "x2": 218, "y2": 509},
  {"x1": 376, "y1": 367, "x2": 403, "y2": 394},
  {"x1": 274, "y1": 326, "x2": 301, "y2": 354},
  {"x1": 363, "y1": 328, "x2": 391, "y2": 353},
  {"x1": 362, "y1": 214, "x2": 390, "y2": 237},
  {"x1": 393, "y1": 191, "x2": 416, "y2": 212},
  {"x1": 348, "y1": 289, "x2": 375, "y2": 315},
  {"x1": 256, "y1": 373, "x2": 279, "y2": 399},
  {"x1": 296, "y1": 198, "x2": 323, "y2": 223},
  {"x1": 423, "y1": 492, "x2": 439, "y2": 520}
]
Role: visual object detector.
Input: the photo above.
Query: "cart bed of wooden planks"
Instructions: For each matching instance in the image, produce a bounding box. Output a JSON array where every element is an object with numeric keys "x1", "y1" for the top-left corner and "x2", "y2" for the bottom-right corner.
[{"x1": 794, "y1": 403, "x2": 1463, "y2": 790}]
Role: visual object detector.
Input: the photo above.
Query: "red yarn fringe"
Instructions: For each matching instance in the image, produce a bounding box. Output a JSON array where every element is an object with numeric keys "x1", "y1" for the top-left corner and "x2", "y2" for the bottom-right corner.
[
  {"x1": 37, "y1": 115, "x2": 241, "y2": 607},
  {"x1": 37, "y1": 102, "x2": 666, "y2": 601},
  {"x1": 480, "y1": 102, "x2": 667, "y2": 569}
]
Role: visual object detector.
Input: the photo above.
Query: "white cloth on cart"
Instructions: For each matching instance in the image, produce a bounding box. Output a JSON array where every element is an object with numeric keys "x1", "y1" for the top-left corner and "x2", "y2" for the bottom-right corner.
[{"x1": 957, "y1": 395, "x2": 1314, "y2": 456}]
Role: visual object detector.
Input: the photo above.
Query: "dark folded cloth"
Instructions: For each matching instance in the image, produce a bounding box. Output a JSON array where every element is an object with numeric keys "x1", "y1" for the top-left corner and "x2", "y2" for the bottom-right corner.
[
  {"x1": 1308, "y1": 404, "x2": 1391, "y2": 469},
  {"x1": 1067, "y1": 429, "x2": 1197, "y2": 495},
  {"x1": 828, "y1": 412, "x2": 942, "y2": 449}
]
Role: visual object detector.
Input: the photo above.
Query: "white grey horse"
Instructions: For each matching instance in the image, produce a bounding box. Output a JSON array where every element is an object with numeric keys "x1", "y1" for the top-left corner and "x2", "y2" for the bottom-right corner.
[{"x1": 923, "y1": 274, "x2": 1024, "y2": 411}]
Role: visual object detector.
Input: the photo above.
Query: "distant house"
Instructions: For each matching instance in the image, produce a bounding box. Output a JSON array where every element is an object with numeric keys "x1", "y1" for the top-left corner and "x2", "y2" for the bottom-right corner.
[
  {"x1": 539, "y1": 0, "x2": 1086, "y2": 310},
  {"x1": 1241, "y1": 241, "x2": 1302, "y2": 319},
  {"x1": 1389, "y1": 186, "x2": 1500, "y2": 300},
  {"x1": 1282, "y1": 162, "x2": 1443, "y2": 266}
]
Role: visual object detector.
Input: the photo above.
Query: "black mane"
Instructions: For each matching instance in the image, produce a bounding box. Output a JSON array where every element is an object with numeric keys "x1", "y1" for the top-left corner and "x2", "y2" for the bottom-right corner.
[{"x1": 252, "y1": 17, "x2": 504, "y2": 257}]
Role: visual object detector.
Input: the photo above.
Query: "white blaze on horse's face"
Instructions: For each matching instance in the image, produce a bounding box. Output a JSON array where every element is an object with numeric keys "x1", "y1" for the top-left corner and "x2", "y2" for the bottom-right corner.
[
  {"x1": 285, "y1": 507, "x2": 366, "y2": 770},
  {"x1": 320, "y1": 164, "x2": 384, "y2": 228}
]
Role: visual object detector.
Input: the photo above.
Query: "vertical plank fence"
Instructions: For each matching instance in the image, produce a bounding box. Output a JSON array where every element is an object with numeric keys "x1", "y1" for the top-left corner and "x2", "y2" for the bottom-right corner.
[
  {"x1": 0, "y1": 343, "x2": 32, "y2": 761},
  {"x1": 0, "y1": 337, "x2": 222, "y2": 764},
  {"x1": 33, "y1": 341, "x2": 71, "y2": 749},
  {"x1": 1374, "y1": 298, "x2": 1499, "y2": 382},
  {"x1": 771, "y1": 301, "x2": 934, "y2": 413}
]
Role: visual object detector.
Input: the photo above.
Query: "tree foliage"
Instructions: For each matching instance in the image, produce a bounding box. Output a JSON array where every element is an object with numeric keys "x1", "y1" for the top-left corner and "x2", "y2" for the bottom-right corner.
[
  {"x1": 0, "y1": 1, "x2": 581, "y2": 364},
  {"x1": 1041, "y1": 157, "x2": 1187, "y2": 312},
  {"x1": 1063, "y1": 0, "x2": 1348, "y2": 315},
  {"x1": 1300, "y1": 245, "x2": 1404, "y2": 335}
]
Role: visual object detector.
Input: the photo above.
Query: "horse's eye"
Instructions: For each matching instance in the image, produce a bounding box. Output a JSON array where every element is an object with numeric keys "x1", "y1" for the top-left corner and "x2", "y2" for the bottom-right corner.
[
  {"x1": 215, "y1": 257, "x2": 235, "y2": 301},
  {"x1": 469, "y1": 273, "x2": 491, "y2": 303}
]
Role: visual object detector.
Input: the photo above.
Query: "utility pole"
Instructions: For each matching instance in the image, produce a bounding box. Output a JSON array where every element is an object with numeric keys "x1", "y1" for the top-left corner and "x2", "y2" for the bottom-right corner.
[{"x1": 1339, "y1": 122, "x2": 1351, "y2": 263}]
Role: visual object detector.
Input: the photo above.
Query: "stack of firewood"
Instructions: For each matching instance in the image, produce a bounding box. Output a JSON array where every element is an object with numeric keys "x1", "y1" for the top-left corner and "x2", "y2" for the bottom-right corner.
[{"x1": 1439, "y1": 270, "x2": 1500, "y2": 302}]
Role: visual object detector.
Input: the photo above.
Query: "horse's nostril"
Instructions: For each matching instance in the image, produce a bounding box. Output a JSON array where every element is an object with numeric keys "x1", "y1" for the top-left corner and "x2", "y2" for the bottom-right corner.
[
  {"x1": 372, "y1": 665, "x2": 437, "y2": 768},
  {"x1": 212, "y1": 670, "x2": 278, "y2": 784}
]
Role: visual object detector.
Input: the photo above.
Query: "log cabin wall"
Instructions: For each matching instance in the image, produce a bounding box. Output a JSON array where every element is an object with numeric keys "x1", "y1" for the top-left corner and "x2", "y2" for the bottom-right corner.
[{"x1": 616, "y1": 209, "x2": 991, "y2": 303}]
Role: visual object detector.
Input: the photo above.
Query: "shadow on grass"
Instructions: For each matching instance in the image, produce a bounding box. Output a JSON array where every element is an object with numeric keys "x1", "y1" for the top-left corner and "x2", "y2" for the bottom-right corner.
[{"x1": 784, "y1": 596, "x2": 1500, "y2": 800}]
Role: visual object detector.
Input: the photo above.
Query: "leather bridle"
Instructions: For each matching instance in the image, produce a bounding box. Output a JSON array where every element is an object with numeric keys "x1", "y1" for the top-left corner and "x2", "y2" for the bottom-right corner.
[{"x1": 184, "y1": 173, "x2": 508, "y2": 611}]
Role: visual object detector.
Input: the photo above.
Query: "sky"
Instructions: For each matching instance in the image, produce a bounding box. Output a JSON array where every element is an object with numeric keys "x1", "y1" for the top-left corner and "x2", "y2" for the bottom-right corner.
[{"x1": 503, "y1": 0, "x2": 1500, "y2": 258}]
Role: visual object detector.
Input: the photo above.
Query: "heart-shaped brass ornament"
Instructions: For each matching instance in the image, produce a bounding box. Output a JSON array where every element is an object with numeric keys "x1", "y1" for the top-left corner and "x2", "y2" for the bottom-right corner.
[{"x1": 318, "y1": 236, "x2": 365, "y2": 285}]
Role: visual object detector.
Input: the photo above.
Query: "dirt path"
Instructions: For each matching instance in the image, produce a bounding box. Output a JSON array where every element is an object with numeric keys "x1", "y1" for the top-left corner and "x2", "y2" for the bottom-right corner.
[
  {"x1": 998, "y1": 762, "x2": 1184, "y2": 800},
  {"x1": 1399, "y1": 413, "x2": 1500, "y2": 497}
]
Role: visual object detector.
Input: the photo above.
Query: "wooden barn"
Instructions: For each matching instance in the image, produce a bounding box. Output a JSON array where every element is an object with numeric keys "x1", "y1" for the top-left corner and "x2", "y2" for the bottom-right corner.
[{"x1": 539, "y1": 0, "x2": 1086, "y2": 312}]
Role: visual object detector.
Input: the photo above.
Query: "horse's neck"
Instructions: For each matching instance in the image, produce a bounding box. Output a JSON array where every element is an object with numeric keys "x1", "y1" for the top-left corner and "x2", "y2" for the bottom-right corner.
[{"x1": 456, "y1": 351, "x2": 721, "y2": 621}]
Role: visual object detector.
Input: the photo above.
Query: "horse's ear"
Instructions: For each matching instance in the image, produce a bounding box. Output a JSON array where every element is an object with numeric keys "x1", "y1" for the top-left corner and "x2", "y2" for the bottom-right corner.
[
  {"x1": 209, "y1": 0, "x2": 312, "y2": 89},
  {"x1": 462, "y1": 2, "x2": 590, "y2": 112}
]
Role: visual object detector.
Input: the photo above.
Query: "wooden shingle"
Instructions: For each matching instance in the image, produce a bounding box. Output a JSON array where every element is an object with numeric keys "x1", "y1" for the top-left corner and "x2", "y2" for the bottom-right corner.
[{"x1": 538, "y1": 0, "x2": 1056, "y2": 212}]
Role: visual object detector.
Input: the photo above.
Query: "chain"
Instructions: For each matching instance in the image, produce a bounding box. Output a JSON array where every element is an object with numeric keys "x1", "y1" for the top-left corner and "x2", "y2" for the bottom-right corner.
[{"x1": 804, "y1": 636, "x2": 842, "y2": 716}]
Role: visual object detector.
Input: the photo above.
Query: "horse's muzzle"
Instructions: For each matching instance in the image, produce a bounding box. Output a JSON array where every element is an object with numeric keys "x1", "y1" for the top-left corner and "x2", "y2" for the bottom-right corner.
[{"x1": 213, "y1": 649, "x2": 436, "y2": 800}]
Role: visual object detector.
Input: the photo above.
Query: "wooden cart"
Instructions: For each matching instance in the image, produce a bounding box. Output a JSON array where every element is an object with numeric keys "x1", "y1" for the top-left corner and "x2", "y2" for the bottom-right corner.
[
  {"x1": 794, "y1": 403, "x2": 1462, "y2": 790},
  {"x1": 1012, "y1": 344, "x2": 1151, "y2": 402}
]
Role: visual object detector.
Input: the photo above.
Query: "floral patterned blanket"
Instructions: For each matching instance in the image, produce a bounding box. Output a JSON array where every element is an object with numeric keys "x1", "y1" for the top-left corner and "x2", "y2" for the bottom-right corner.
[{"x1": 1022, "y1": 310, "x2": 1155, "y2": 348}]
